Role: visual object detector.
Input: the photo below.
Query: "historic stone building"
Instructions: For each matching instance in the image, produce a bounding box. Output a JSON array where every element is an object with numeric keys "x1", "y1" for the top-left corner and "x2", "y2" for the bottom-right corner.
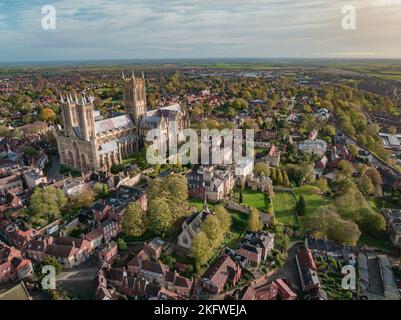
[{"x1": 56, "y1": 72, "x2": 189, "y2": 171}]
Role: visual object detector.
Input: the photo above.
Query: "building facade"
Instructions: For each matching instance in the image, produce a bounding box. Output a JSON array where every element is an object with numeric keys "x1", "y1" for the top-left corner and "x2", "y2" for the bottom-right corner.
[{"x1": 56, "y1": 72, "x2": 188, "y2": 171}]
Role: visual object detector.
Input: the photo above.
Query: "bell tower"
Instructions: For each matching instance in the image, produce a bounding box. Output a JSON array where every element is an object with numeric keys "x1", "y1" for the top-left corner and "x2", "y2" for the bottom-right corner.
[{"x1": 122, "y1": 70, "x2": 147, "y2": 124}]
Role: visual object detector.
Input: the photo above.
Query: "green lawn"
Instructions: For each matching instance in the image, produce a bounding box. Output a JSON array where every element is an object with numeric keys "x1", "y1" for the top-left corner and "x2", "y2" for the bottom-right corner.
[
  {"x1": 272, "y1": 191, "x2": 298, "y2": 226},
  {"x1": 240, "y1": 189, "x2": 269, "y2": 212},
  {"x1": 188, "y1": 198, "x2": 212, "y2": 211},
  {"x1": 294, "y1": 185, "x2": 330, "y2": 216},
  {"x1": 225, "y1": 210, "x2": 248, "y2": 249}
]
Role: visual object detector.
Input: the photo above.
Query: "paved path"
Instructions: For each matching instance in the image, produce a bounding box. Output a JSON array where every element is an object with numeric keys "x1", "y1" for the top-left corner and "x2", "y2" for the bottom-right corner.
[{"x1": 57, "y1": 267, "x2": 98, "y2": 282}]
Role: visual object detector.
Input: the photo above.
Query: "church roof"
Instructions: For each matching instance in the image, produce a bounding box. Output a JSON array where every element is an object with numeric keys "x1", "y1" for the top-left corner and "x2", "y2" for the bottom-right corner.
[
  {"x1": 95, "y1": 115, "x2": 135, "y2": 136},
  {"x1": 98, "y1": 141, "x2": 118, "y2": 155},
  {"x1": 141, "y1": 104, "x2": 183, "y2": 129}
]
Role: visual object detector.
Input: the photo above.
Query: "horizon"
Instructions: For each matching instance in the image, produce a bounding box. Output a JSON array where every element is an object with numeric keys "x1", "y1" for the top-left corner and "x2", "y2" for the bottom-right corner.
[{"x1": 2, "y1": 57, "x2": 401, "y2": 68}]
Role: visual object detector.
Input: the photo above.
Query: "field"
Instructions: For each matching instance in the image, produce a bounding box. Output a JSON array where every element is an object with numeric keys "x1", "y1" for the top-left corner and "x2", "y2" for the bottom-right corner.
[
  {"x1": 225, "y1": 210, "x2": 249, "y2": 249},
  {"x1": 272, "y1": 191, "x2": 298, "y2": 226},
  {"x1": 240, "y1": 189, "x2": 268, "y2": 212},
  {"x1": 294, "y1": 185, "x2": 330, "y2": 216}
]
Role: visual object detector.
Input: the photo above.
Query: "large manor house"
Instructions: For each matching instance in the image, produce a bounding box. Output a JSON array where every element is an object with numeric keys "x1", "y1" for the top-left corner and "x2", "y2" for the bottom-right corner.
[{"x1": 56, "y1": 72, "x2": 189, "y2": 171}]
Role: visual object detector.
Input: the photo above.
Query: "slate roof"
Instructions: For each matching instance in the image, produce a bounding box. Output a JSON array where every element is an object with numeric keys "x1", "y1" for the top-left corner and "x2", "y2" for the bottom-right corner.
[{"x1": 95, "y1": 115, "x2": 135, "y2": 136}]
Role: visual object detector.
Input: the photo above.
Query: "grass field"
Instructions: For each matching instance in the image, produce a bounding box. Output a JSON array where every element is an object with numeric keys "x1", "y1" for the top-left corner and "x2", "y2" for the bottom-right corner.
[
  {"x1": 241, "y1": 189, "x2": 269, "y2": 212},
  {"x1": 272, "y1": 191, "x2": 298, "y2": 226},
  {"x1": 294, "y1": 185, "x2": 330, "y2": 216},
  {"x1": 225, "y1": 210, "x2": 248, "y2": 249},
  {"x1": 188, "y1": 198, "x2": 208, "y2": 211}
]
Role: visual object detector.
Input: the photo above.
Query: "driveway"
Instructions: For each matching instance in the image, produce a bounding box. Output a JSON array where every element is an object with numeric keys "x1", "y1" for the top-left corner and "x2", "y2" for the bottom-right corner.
[{"x1": 267, "y1": 242, "x2": 303, "y2": 295}]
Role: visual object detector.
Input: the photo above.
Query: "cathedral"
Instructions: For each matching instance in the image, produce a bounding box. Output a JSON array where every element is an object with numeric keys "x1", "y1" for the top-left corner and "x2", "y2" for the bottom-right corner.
[{"x1": 56, "y1": 72, "x2": 189, "y2": 171}]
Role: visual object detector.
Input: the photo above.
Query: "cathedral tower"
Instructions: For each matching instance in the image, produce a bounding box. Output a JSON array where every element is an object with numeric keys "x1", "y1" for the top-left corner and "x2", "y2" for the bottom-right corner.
[
  {"x1": 122, "y1": 70, "x2": 147, "y2": 124},
  {"x1": 77, "y1": 94, "x2": 95, "y2": 141},
  {"x1": 61, "y1": 93, "x2": 79, "y2": 137}
]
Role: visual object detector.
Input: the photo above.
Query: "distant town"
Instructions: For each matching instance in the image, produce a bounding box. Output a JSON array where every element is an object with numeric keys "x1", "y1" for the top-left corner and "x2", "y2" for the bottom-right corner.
[{"x1": 0, "y1": 61, "x2": 401, "y2": 301}]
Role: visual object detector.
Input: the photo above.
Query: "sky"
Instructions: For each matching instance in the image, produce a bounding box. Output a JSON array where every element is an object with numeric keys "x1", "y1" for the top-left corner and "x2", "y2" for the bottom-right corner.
[{"x1": 0, "y1": 0, "x2": 401, "y2": 62}]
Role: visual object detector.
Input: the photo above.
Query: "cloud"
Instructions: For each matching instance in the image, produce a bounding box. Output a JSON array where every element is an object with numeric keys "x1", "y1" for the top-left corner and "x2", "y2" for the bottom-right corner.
[{"x1": 0, "y1": 0, "x2": 400, "y2": 61}]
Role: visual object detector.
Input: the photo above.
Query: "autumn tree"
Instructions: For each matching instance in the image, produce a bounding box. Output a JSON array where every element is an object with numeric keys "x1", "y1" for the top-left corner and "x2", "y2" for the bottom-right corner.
[
  {"x1": 247, "y1": 207, "x2": 261, "y2": 232},
  {"x1": 30, "y1": 186, "x2": 67, "y2": 226},
  {"x1": 190, "y1": 231, "x2": 212, "y2": 271},
  {"x1": 121, "y1": 202, "x2": 147, "y2": 237},
  {"x1": 148, "y1": 198, "x2": 173, "y2": 236},
  {"x1": 40, "y1": 108, "x2": 57, "y2": 122}
]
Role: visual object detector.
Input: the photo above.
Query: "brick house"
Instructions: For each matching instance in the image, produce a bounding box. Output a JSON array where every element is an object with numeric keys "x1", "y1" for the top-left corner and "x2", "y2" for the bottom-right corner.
[
  {"x1": 0, "y1": 243, "x2": 33, "y2": 284},
  {"x1": 201, "y1": 255, "x2": 242, "y2": 294}
]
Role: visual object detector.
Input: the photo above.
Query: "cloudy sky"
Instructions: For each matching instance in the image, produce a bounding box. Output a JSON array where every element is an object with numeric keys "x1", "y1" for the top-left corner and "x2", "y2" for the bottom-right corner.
[{"x1": 0, "y1": 0, "x2": 400, "y2": 61}]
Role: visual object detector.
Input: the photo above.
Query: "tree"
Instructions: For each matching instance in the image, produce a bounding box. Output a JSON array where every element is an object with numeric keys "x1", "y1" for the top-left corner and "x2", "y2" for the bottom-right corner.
[
  {"x1": 271, "y1": 168, "x2": 277, "y2": 183},
  {"x1": 69, "y1": 189, "x2": 95, "y2": 209},
  {"x1": 239, "y1": 190, "x2": 243, "y2": 204},
  {"x1": 40, "y1": 108, "x2": 57, "y2": 122},
  {"x1": 315, "y1": 178, "x2": 329, "y2": 193},
  {"x1": 276, "y1": 170, "x2": 283, "y2": 185},
  {"x1": 357, "y1": 174, "x2": 374, "y2": 196},
  {"x1": 41, "y1": 256, "x2": 62, "y2": 275},
  {"x1": 323, "y1": 125, "x2": 336, "y2": 138},
  {"x1": 282, "y1": 171, "x2": 290, "y2": 187},
  {"x1": 254, "y1": 162, "x2": 270, "y2": 177},
  {"x1": 247, "y1": 207, "x2": 261, "y2": 232},
  {"x1": 301, "y1": 206, "x2": 361, "y2": 246},
  {"x1": 121, "y1": 202, "x2": 147, "y2": 237},
  {"x1": 365, "y1": 168, "x2": 382, "y2": 196},
  {"x1": 148, "y1": 198, "x2": 173, "y2": 236},
  {"x1": 30, "y1": 186, "x2": 67, "y2": 226},
  {"x1": 190, "y1": 231, "x2": 212, "y2": 270},
  {"x1": 214, "y1": 206, "x2": 232, "y2": 233},
  {"x1": 117, "y1": 238, "x2": 128, "y2": 251},
  {"x1": 24, "y1": 146, "x2": 38, "y2": 158},
  {"x1": 357, "y1": 207, "x2": 386, "y2": 236},
  {"x1": 201, "y1": 215, "x2": 224, "y2": 246},
  {"x1": 337, "y1": 160, "x2": 354, "y2": 179},
  {"x1": 296, "y1": 195, "x2": 306, "y2": 216},
  {"x1": 102, "y1": 184, "x2": 109, "y2": 198}
]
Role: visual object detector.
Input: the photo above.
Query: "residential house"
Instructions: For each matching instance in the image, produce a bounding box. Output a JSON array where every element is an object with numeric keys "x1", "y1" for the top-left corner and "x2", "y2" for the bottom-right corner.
[
  {"x1": 98, "y1": 241, "x2": 118, "y2": 267},
  {"x1": 298, "y1": 140, "x2": 327, "y2": 157},
  {"x1": 295, "y1": 246, "x2": 322, "y2": 295},
  {"x1": 201, "y1": 255, "x2": 242, "y2": 294},
  {"x1": 382, "y1": 208, "x2": 401, "y2": 246},
  {"x1": 84, "y1": 228, "x2": 104, "y2": 251},
  {"x1": 25, "y1": 237, "x2": 54, "y2": 261},
  {"x1": 235, "y1": 232, "x2": 274, "y2": 267},
  {"x1": 266, "y1": 145, "x2": 280, "y2": 167},
  {"x1": 23, "y1": 168, "x2": 47, "y2": 189},
  {"x1": 44, "y1": 236, "x2": 92, "y2": 268},
  {"x1": 0, "y1": 243, "x2": 33, "y2": 284}
]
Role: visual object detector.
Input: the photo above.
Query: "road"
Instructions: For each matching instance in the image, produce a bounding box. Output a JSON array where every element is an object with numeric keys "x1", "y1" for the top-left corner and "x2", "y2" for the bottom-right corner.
[{"x1": 57, "y1": 267, "x2": 99, "y2": 282}]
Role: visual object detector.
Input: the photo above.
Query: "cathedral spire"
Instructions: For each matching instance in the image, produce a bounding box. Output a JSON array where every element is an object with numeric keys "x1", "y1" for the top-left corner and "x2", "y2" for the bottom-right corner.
[
  {"x1": 60, "y1": 93, "x2": 65, "y2": 104},
  {"x1": 142, "y1": 70, "x2": 145, "y2": 79},
  {"x1": 132, "y1": 69, "x2": 135, "y2": 79},
  {"x1": 122, "y1": 69, "x2": 125, "y2": 79}
]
